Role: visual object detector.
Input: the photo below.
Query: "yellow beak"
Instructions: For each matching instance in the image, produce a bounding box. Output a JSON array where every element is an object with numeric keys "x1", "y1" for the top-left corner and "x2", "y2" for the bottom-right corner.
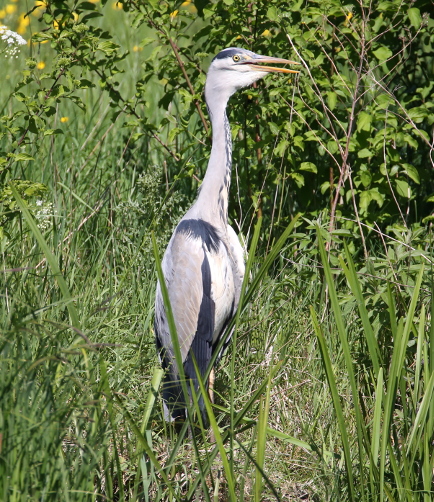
[{"x1": 243, "y1": 54, "x2": 300, "y2": 74}]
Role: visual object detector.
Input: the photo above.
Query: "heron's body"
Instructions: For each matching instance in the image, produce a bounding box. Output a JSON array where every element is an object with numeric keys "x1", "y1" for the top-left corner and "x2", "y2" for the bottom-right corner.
[{"x1": 154, "y1": 48, "x2": 299, "y2": 423}]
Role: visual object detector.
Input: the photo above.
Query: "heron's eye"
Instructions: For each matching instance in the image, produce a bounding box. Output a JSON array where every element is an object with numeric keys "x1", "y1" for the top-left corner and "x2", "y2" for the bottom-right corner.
[{"x1": 232, "y1": 55, "x2": 241, "y2": 62}]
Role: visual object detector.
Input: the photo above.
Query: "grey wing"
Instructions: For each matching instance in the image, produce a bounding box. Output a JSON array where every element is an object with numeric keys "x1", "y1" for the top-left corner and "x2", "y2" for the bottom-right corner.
[
  {"x1": 155, "y1": 229, "x2": 209, "y2": 373},
  {"x1": 155, "y1": 228, "x2": 212, "y2": 419}
]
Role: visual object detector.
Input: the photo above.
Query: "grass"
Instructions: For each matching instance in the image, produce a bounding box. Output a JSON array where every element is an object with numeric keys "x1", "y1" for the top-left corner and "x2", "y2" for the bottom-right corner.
[{"x1": 1, "y1": 2, "x2": 434, "y2": 501}]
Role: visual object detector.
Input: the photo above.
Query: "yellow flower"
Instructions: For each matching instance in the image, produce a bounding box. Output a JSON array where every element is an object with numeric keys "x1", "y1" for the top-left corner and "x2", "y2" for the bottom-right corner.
[
  {"x1": 112, "y1": 1, "x2": 123, "y2": 9},
  {"x1": 344, "y1": 11, "x2": 353, "y2": 26},
  {"x1": 6, "y1": 4, "x2": 17, "y2": 14},
  {"x1": 17, "y1": 13, "x2": 30, "y2": 34},
  {"x1": 181, "y1": 0, "x2": 197, "y2": 13},
  {"x1": 37, "y1": 61, "x2": 45, "y2": 69},
  {"x1": 262, "y1": 29, "x2": 272, "y2": 37},
  {"x1": 0, "y1": 9, "x2": 6, "y2": 19},
  {"x1": 60, "y1": 117, "x2": 69, "y2": 123},
  {"x1": 72, "y1": 11, "x2": 79, "y2": 21},
  {"x1": 133, "y1": 45, "x2": 142, "y2": 52},
  {"x1": 170, "y1": 9, "x2": 178, "y2": 19}
]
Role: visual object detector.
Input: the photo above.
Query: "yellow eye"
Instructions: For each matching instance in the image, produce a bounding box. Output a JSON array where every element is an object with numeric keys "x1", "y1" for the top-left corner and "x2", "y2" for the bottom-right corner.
[{"x1": 233, "y1": 55, "x2": 241, "y2": 62}]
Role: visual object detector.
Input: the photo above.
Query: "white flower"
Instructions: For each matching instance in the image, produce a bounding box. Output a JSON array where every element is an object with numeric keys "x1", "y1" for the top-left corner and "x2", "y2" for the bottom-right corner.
[
  {"x1": 35, "y1": 202, "x2": 54, "y2": 231},
  {"x1": 0, "y1": 25, "x2": 26, "y2": 59}
]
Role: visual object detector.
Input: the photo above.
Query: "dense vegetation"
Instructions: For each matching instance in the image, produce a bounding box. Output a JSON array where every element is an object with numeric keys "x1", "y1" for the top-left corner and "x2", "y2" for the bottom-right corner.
[{"x1": 0, "y1": 0, "x2": 433, "y2": 500}]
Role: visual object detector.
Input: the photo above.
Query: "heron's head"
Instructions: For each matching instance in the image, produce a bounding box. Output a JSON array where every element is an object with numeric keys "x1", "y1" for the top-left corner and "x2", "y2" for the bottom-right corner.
[{"x1": 204, "y1": 47, "x2": 299, "y2": 106}]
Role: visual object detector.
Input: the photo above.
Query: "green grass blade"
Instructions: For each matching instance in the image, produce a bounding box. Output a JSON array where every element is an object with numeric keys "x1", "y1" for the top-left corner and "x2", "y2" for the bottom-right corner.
[
  {"x1": 430, "y1": 276, "x2": 434, "y2": 376},
  {"x1": 317, "y1": 228, "x2": 367, "y2": 500},
  {"x1": 193, "y1": 357, "x2": 237, "y2": 502},
  {"x1": 10, "y1": 182, "x2": 80, "y2": 330},
  {"x1": 254, "y1": 370, "x2": 272, "y2": 502},
  {"x1": 112, "y1": 392, "x2": 176, "y2": 499},
  {"x1": 371, "y1": 368, "x2": 383, "y2": 465},
  {"x1": 422, "y1": 433, "x2": 431, "y2": 502},
  {"x1": 413, "y1": 304, "x2": 425, "y2": 408},
  {"x1": 406, "y1": 370, "x2": 434, "y2": 461},
  {"x1": 100, "y1": 359, "x2": 125, "y2": 501},
  {"x1": 141, "y1": 367, "x2": 164, "y2": 434},
  {"x1": 242, "y1": 213, "x2": 301, "y2": 308},
  {"x1": 185, "y1": 362, "x2": 288, "y2": 499},
  {"x1": 230, "y1": 215, "x2": 262, "y2": 471},
  {"x1": 341, "y1": 243, "x2": 381, "y2": 374},
  {"x1": 235, "y1": 439, "x2": 281, "y2": 502},
  {"x1": 57, "y1": 181, "x2": 96, "y2": 212},
  {"x1": 310, "y1": 305, "x2": 355, "y2": 501},
  {"x1": 206, "y1": 214, "x2": 301, "y2": 382},
  {"x1": 188, "y1": 387, "x2": 213, "y2": 502},
  {"x1": 379, "y1": 264, "x2": 425, "y2": 500}
]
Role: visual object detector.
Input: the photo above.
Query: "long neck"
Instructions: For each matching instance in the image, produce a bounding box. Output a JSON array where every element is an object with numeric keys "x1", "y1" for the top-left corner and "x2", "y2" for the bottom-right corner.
[{"x1": 193, "y1": 99, "x2": 232, "y2": 228}]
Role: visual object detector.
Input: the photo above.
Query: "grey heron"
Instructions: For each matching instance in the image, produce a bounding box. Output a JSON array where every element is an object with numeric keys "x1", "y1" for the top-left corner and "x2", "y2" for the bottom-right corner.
[{"x1": 155, "y1": 47, "x2": 299, "y2": 425}]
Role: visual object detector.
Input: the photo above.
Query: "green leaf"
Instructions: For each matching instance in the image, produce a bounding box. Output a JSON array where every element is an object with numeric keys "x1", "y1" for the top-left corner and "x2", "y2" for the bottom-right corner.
[
  {"x1": 408, "y1": 8, "x2": 422, "y2": 29},
  {"x1": 320, "y1": 181, "x2": 330, "y2": 194},
  {"x1": 401, "y1": 163, "x2": 420, "y2": 184},
  {"x1": 268, "y1": 122, "x2": 280, "y2": 135},
  {"x1": 360, "y1": 170, "x2": 372, "y2": 187},
  {"x1": 267, "y1": 6, "x2": 278, "y2": 21},
  {"x1": 372, "y1": 46, "x2": 392, "y2": 61},
  {"x1": 97, "y1": 41, "x2": 119, "y2": 55},
  {"x1": 395, "y1": 179, "x2": 410, "y2": 198},
  {"x1": 79, "y1": 1, "x2": 98, "y2": 10},
  {"x1": 331, "y1": 229, "x2": 352, "y2": 237},
  {"x1": 43, "y1": 128, "x2": 63, "y2": 136},
  {"x1": 376, "y1": 93, "x2": 394, "y2": 109},
  {"x1": 289, "y1": 172, "x2": 305, "y2": 187},
  {"x1": 403, "y1": 134, "x2": 418, "y2": 149},
  {"x1": 9, "y1": 153, "x2": 35, "y2": 162},
  {"x1": 408, "y1": 106, "x2": 427, "y2": 123},
  {"x1": 359, "y1": 190, "x2": 372, "y2": 211},
  {"x1": 370, "y1": 189, "x2": 385, "y2": 207},
  {"x1": 327, "y1": 91, "x2": 337, "y2": 110},
  {"x1": 293, "y1": 136, "x2": 304, "y2": 149},
  {"x1": 358, "y1": 148, "x2": 373, "y2": 158},
  {"x1": 377, "y1": 1, "x2": 396, "y2": 11},
  {"x1": 275, "y1": 139, "x2": 288, "y2": 156},
  {"x1": 357, "y1": 111, "x2": 372, "y2": 132},
  {"x1": 299, "y1": 162, "x2": 317, "y2": 173}
]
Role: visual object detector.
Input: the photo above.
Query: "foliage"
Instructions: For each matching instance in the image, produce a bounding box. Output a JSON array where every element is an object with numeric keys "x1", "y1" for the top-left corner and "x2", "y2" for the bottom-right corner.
[
  {"x1": 117, "y1": 0, "x2": 434, "y2": 245},
  {"x1": 313, "y1": 233, "x2": 434, "y2": 501},
  {"x1": 2, "y1": 0, "x2": 434, "y2": 241},
  {"x1": 0, "y1": 0, "x2": 433, "y2": 501}
]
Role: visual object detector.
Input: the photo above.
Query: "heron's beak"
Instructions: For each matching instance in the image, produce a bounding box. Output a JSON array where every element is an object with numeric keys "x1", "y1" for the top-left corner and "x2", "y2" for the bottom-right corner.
[{"x1": 243, "y1": 54, "x2": 300, "y2": 74}]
